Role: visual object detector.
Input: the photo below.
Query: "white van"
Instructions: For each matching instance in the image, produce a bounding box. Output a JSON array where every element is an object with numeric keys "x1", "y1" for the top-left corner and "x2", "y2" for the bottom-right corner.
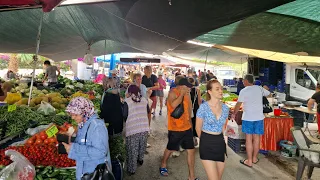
[{"x1": 286, "y1": 64, "x2": 320, "y2": 102}]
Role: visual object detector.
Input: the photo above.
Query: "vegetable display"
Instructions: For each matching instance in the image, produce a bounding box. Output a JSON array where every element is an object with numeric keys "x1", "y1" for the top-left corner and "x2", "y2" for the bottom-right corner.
[
  {"x1": 35, "y1": 166, "x2": 76, "y2": 180},
  {"x1": 0, "y1": 106, "x2": 44, "y2": 137},
  {"x1": 4, "y1": 92, "x2": 22, "y2": 105},
  {"x1": 109, "y1": 136, "x2": 126, "y2": 163},
  {"x1": 0, "y1": 145, "x2": 76, "y2": 167},
  {"x1": 0, "y1": 77, "x2": 124, "y2": 179}
]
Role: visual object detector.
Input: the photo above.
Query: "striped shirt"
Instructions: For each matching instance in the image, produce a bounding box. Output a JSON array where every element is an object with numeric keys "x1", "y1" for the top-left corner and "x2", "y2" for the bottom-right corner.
[{"x1": 124, "y1": 97, "x2": 149, "y2": 137}]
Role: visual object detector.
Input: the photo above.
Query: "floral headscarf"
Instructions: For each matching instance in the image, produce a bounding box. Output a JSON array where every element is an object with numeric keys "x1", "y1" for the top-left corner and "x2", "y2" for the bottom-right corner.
[{"x1": 66, "y1": 97, "x2": 95, "y2": 123}]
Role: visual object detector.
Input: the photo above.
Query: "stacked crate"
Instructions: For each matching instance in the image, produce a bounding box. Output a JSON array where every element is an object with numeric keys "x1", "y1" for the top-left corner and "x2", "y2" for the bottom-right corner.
[{"x1": 227, "y1": 111, "x2": 246, "y2": 153}]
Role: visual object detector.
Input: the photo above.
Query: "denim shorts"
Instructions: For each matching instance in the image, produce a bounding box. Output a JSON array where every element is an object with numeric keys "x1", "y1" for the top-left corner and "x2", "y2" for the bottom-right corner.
[{"x1": 242, "y1": 120, "x2": 264, "y2": 135}]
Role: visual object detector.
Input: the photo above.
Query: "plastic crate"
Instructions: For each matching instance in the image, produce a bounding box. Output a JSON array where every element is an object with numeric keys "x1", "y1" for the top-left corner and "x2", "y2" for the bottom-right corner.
[{"x1": 228, "y1": 137, "x2": 246, "y2": 153}]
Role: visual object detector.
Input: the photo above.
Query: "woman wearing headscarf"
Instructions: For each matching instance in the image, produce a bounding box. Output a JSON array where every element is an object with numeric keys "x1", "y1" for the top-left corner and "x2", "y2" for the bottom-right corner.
[
  {"x1": 123, "y1": 85, "x2": 150, "y2": 175},
  {"x1": 101, "y1": 77, "x2": 124, "y2": 136},
  {"x1": 62, "y1": 97, "x2": 111, "y2": 180}
]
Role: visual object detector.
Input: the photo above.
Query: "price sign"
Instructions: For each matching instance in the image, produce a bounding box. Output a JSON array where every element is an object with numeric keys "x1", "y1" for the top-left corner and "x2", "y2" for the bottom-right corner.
[
  {"x1": 46, "y1": 125, "x2": 59, "y2": 138},
  {"x1": 7, "y1": 104, "x2": 17, "y2": 112}
]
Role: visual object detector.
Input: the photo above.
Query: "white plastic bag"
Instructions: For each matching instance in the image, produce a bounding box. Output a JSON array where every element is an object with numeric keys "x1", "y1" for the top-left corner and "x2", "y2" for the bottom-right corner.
[
  {"x1": 26, "y1": 124, "x2": 53, "y2": 136},
  {"x1": 37, "y1": 101, "x2": 55, "y2": 115},
  {"x1": 0, "y1": 150, "x2": 35, "y2": 180},
  {"x1": 226, "y1": 119, "x2": 239, "y2": 139}
]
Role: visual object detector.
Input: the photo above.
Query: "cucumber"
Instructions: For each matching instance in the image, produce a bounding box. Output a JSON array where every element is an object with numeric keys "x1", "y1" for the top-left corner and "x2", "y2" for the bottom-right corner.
[
  {"x1": 47, "y1": 171, "x2": 60, "y2": 178},
  {"x1": 36, "y1": 175, "x2": 43, "y2": 180},
  {"x1": 41, "y1": 169, "x2": 49, "y2": 175}
]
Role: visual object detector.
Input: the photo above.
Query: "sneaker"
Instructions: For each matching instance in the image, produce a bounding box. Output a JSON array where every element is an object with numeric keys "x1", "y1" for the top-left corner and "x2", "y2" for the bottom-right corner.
[
  {"x1": 179, "y1": 146, "x2": 185, "y2": 152},
  {"x1": 147, "y1": 143, "x2": 151, "y2": 148},
  {"x1": 194, "y1": 137, "x2": 199, "y2": 148},
  {"x1": 172, "y1": 151, "x2": 180, "y2": 157},
  {"x1": 159, "y1": 110, "x2": 162, "y2": 116}
]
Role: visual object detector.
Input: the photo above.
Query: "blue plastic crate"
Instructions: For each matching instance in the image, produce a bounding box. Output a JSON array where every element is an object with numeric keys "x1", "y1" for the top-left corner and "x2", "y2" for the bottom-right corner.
[{"x1": 228, "y1": 137, "x2": 246, "y2": 153}]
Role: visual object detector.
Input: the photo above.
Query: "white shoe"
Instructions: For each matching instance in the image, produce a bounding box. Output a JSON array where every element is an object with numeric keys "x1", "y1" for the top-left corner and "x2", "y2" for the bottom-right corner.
[
  {"x1": 147, "y1": 143, "x2": 151, "y2": 148},
  {"x1": 172, "y1": 151, "x2": 180, "y2": 157},
  {"x1": 179, "y1": 146, "x2": 185, "y2": 152},
  {"x1": 194, "y1": 137, "x2": 200, "y2": 148}
]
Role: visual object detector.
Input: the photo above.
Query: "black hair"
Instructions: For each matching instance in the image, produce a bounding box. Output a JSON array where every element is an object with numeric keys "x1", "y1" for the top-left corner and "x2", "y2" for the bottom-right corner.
[{"x1": 44, "y1": 60, "x2": 51, "y2": 65}]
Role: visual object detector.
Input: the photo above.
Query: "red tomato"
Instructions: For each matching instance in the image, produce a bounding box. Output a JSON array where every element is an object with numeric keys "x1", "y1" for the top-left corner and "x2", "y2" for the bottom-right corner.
[
  {"x1": 59, "y1": 127, "x2": 68, "y2": 132},
  {"x1": 34, "y1": 133, "x2": 40, "y2": 139},
  {"x1": 26, "y1": 138, "x2": 35, "y2": 145},
  {"x1": 48, "y1": 138, "x2": 56, "y2": 143},
  {"x1": 35, "y1": 139, "x2": 43, "y2": 145},
  {"x1": 40, "y1": 134, "x2": 48, "y2": 140},
  {"x1": 44, "y1": 139, "x2": 50, "y2": 144}
]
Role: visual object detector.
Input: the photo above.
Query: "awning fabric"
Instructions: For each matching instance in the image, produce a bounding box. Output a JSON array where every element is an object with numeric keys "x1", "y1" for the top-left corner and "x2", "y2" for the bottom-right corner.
[
  {"x1": 215, "y1": 45, "x2": 320, "y2": 65},
  {"x1": 0, "y1": 0, "x2": 293, "y2": 61},
  {"x1": 196, "y1": 0, "x2": 320, "y2": 57},
  {"x1": 0, "y1": 0, "x2": 63, "y2": 12}
]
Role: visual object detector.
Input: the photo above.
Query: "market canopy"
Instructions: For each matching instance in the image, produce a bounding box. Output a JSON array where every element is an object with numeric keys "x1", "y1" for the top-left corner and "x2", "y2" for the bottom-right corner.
[
  {"x1": 215, "y1": 45, "x2": 320, "y2": 65},
  {"x1": 166, "y1": 42, "x2": 248, "y2": 64},
  {"x1": 195, "y1": 0, "x2": 320, "y2": 57},
  {"x1": 0, "y1": 0, "x2": 293, "y2": 61}
]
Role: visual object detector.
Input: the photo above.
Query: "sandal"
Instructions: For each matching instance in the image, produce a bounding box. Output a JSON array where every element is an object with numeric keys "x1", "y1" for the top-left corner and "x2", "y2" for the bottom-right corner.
[
  {"x1": 159, "y1": 167, "x2": 169, "y2": 176},
  {"x1": 253, "y1": 158, "x2": 259, "y2": 164},
  {"x1": 240, "y1": 159, "x2": 252, "y2": 168}
]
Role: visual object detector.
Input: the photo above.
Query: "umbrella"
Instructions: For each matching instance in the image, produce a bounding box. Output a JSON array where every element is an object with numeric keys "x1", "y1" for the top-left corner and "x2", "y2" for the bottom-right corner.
[{"x1": 0, "y1": 0, "x2": 63, "y2": 12}]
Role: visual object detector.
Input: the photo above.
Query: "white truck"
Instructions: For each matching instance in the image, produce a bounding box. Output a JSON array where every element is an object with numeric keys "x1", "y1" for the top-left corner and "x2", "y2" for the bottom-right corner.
[
  {"x1": 248, "y1": 58, "x2": 320, "y2": 104},
  {"x1": 285, "y1": 64, "x2": 320, "y2": 103}
]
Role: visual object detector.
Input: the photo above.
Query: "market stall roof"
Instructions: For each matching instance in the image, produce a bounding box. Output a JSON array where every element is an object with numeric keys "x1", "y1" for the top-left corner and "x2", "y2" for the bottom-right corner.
[
  {"x1": 195, "y1": 0, "x2": 320, "y2": 57},
  {"x1": 215, "y1": 45, "x2": 320, "y2": 65},
  {"x1": 0, "y1": 0, "x2": 293, "y2": 61},
  {"x1": 166, "y1": 43, "x2": 248, "y2": 64}
]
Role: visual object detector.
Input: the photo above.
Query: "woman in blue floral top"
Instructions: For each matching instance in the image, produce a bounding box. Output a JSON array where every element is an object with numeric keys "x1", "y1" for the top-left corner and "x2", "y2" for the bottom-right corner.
[{"x1": 196, "y1": 79, "x2": 229, "y2": 180}]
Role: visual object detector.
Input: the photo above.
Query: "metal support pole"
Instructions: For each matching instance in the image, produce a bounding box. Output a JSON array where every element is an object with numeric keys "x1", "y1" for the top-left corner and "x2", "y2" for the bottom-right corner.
[{"x1": 28, "y1": 12, "x2": 44, "y2": 106}]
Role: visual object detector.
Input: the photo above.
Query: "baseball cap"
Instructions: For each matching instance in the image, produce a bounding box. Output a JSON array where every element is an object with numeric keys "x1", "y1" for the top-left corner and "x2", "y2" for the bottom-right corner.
[{"x1": 177, "y1": 78, "x2": 193, "y2": 88}]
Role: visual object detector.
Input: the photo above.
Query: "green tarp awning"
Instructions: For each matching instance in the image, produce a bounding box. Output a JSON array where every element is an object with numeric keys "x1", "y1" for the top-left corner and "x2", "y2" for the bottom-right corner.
[{"x1": 196, "y1": 0, "x2": 320, "y2": 57}]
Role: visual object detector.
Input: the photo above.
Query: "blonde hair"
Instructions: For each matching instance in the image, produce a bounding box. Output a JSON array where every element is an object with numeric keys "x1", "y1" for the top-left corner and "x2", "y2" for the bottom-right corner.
[
  {"x1": 133, "y1": 73, "x2": 142, "y2": 82},
  {"x1": 144, "y1": 66, "x2": 152, "y2": 77}
]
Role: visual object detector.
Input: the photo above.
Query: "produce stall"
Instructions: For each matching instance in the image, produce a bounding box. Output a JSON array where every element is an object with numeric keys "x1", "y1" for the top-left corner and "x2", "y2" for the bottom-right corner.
[{"x1": 0, "y1": 77, "x2": 125, "y2": 180}]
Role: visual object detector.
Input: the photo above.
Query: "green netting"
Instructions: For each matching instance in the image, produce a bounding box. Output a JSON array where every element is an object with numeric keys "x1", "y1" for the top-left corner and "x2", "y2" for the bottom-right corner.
[
  {"x1": 196, "y1": 0, "x2": 320, "y2": 56},
  {"x1": 0, "y1": 0, "x2": 293, "y2": 61}
]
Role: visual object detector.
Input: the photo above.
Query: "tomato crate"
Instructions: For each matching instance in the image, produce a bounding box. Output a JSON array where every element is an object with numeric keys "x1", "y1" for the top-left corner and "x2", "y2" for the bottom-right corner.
[{"x1": 228, "y1": 137, "x2": 246, "y2": 153}]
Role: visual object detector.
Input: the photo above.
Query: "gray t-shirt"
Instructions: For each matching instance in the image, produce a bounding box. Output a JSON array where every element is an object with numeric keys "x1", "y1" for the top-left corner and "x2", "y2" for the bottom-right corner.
[{"x1": 45, "y1": 66, "x2": 58, "y2": 82}]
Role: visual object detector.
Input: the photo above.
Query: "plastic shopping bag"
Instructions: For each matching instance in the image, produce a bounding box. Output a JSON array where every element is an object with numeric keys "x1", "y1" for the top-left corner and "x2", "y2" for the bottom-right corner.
[
  {"x1": 226, "y1": 119, "x2": 239, "y2": 139},
  {"x1": 37, "y1": 101, "x2": 55, "y2": 115},
  {"x1": 26, "y1": 124, "x2": 53, "y2": 136},
  {"x1": 0, "y1": 150, "x2": 35, "y2": 180}
]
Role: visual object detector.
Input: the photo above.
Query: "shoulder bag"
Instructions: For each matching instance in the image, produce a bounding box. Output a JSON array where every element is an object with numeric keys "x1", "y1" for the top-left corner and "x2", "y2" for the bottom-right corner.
[
  {"x1": 260, "y1": 87, "x2": 272, "y2": 113},
  {"x1": 81, "y1": 123, "x2": 115, "y2": 180},
  {"x1": 170, "y1": 90, "x2": 184, "y2": 119},
  {"x1": 190, "y1": 88, "x2": 198, "y2": 118}
]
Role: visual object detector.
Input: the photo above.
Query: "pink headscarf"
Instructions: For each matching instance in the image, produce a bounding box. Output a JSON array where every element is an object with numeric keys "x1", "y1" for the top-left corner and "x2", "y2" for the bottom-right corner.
[{"x1": 66, "y1": 97, "x2": 95, "y2": 121}]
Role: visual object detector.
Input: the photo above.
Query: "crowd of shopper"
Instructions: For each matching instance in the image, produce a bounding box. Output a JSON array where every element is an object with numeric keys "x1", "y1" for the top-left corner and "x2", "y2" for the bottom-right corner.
[{"x1": 54, "y1": 65, "x2": 280, "y2": 180}]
